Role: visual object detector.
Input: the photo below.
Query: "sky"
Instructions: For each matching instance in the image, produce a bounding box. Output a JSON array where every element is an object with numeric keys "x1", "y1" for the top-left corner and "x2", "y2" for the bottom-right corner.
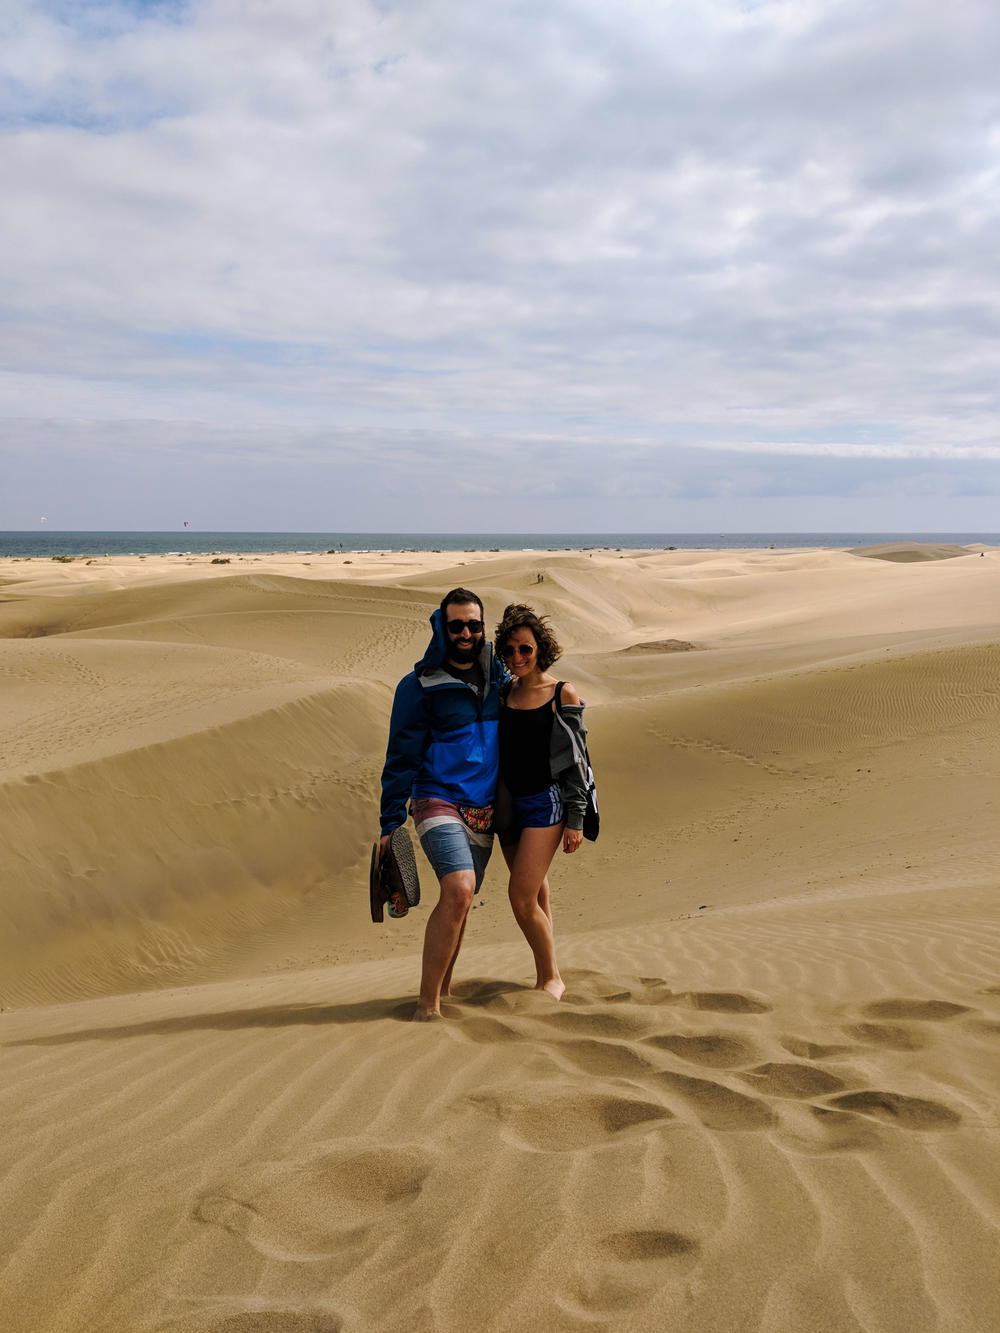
[{"x1": 2, "y1": 0, "x2": 999, "y2": 533}]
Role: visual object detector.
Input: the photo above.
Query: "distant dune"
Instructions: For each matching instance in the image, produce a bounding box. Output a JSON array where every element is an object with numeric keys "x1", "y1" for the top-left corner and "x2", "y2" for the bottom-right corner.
[
  {"x1": 1, "y1": 543, "x2": 999, "y2": 1332},
  {"x1": 848, "y1": 540, "x2": 977, "y2": 561}
]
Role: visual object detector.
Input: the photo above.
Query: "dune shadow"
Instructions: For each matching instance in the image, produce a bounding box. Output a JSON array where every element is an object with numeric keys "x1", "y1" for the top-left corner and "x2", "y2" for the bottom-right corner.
[{"x1": 4, "y1": 997, "x2": 415, "y2": 1046}]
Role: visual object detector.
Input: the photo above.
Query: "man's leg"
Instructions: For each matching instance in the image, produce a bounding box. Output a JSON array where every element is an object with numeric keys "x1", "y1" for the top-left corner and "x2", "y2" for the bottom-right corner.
[
  {"x1": 441, "y1": 912, "x2": 469, "y2": 1000},
  {"x1": 440, "y1": 832, "x2": 493, "y2": 997},
  {"x1": 415, "y1": 868, "x2": 476, "y2": 1020}
]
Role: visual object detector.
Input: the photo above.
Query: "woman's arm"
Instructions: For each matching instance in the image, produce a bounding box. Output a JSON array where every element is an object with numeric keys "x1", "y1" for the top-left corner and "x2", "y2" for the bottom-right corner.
[{"x1": 554, "y1": 682, "x2": 587, "y2": 851}]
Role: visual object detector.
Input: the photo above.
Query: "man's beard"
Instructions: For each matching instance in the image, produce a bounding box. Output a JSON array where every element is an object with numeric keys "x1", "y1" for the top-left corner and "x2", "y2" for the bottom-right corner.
[{"x1": 449, "y1": 636, "x2": 481, "y2": 664}]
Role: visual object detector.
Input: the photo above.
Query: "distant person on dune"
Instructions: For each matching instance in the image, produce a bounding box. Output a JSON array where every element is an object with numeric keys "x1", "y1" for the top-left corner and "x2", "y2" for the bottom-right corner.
[
  {"x1": 493, "y1": 603, "x2": 593, "y2": 1001},
  {"x1": 379, "y1": 588, "x2": 506, "y2": 1020}
]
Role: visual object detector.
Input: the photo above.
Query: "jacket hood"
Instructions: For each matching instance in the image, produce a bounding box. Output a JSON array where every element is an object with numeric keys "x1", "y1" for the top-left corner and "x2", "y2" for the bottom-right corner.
[
  {"x1": 415, "y1": 606, "x2": 498, "y2": 679},
  {"x1": 414, "y1": 606, "x2": 451, "y2": 672}
]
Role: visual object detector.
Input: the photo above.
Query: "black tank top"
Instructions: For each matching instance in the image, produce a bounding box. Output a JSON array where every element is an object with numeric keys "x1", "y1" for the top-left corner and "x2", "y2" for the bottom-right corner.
[{"x1": 499, "y1": 696, "x2": 554, "y2": 796}]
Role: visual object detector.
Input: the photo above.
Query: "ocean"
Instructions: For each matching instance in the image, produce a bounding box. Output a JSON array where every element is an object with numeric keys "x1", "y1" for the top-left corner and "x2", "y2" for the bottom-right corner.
[{"x1": 1, "y1": 530, "x2": 997, "y2": 559}]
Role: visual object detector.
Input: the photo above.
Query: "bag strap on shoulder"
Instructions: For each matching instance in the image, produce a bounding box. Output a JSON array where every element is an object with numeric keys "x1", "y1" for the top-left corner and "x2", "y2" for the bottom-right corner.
[{"x1": 554, "y1": 680, "x2": 565, "y2": 710}]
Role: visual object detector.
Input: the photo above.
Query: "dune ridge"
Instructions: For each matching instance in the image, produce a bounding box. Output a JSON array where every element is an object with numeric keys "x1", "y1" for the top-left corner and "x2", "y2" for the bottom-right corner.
[{"x1": 1, "y1": 542, "x2": 999, "y2": 1332}]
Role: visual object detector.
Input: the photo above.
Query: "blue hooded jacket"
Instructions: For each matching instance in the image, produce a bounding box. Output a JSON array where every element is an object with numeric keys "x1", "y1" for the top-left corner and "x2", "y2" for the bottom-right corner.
[{"x1": 379, "y1": 608, "x2": 507, "y2": 835}]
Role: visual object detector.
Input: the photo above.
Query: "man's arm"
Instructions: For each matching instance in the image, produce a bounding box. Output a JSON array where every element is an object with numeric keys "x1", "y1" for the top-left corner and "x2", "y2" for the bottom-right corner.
[{"x1": 379, "y1": 675, "x2": 429, "y2": 836}]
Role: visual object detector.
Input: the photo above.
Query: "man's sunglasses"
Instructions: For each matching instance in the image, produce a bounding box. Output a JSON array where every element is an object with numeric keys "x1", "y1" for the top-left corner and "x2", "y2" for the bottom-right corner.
[
  {"x1": 446, "y1": 618, "x2": 484, "y2": 635},
  {"x1": 501, "y1": 643, "x2": 535, "y2": 658}
]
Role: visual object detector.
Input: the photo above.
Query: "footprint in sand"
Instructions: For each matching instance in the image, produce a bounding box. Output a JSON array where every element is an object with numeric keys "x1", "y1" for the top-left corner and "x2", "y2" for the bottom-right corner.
[
  {"x1": 554, "y1": 1036, "x2": 660, "y2": 1080},
  {"x1": 636, "y1": 976, "x2": 675, "y2": 993},
  {"x1": 477, "y1": 989, "x2": 570, "y2": 1018},
  {"x1": 451, "y1": 977, "x2": 523, "y2": 1006},
  {"x1": 467, "y1": 1084, "x2": 674, "y2": 1153},
  {"x1": 205, "y1": 1312, "x2": 343, "y2": 1333},
  {"x1": 600, "y1": 1228, "x2": 699, "y2": 1262},
  {"x1": 616, "y1": 984, "x2": 771, "y2": 1012},
  {"x1": 778, "y1": 1105, "x2": 888, "y2": 1156},
  {"x1": 737, "y1": 1062, "x2": 848, "y2": 1099},
  {"x1": 560, "y1": 971, "x2": 695, "y2": 1007},
  {"x1": 194, "y1": 1141, "x2": 433, "y2": 1262},
  {"x1": 644, "y1": 1032, "x2": 758, "y2": 1069},
  {"x1": 862, "y1": 998, "x2": 973, "y2": 1022},
  {"x1": 780, "y1": 1036, "x2": 859, "y2": 1060},
  {"x1": 826, "y1": 1090, "x2": 961, "y2": 1131},
  {"x1": 653, "y1": 1069, "x2": 777, "y2": 1131},
  {"x1": 536, "y1": 1008, "x2": 655, "y2": 1040},
  {"x1": 846, "y1": 1022, "x2": 927, "y2": 1051},
  {"x1": 554, "y1": 968, "x2": 638, "y2": 1004},
  {"x1": 676, "y1": 991, "x2": 772, "y2": 1014},
  {"x1": 560, "y1": 1227, "x2": 700, "y2": 1316},
  {"x1": 844, "y1": 997, "x2": 975, "y2": 1050},
  {"x1": 155, "y1": 1304, "x2": 345, "y2": 1333},
  {"x1": 966, "y1": 1018, "x2": 1000, "y2": 1038},
  {"x1": 455, "y1": 1014, "x2": 526, "y2": 1045}
]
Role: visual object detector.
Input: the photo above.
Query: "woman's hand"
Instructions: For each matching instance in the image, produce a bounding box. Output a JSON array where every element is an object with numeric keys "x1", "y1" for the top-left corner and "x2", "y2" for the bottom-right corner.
[{"x1": 563, "y1": 827, "x2": 583, "y2": 854}]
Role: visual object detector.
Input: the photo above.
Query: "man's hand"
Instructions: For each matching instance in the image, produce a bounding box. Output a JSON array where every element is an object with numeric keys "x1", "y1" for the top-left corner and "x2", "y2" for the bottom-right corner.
[
  {"x1": 563, "y1": 827, "x2": 583, "y2": 854},
  {"x1": 378, "y1": 833, "x2": 390, "y2": 865}
]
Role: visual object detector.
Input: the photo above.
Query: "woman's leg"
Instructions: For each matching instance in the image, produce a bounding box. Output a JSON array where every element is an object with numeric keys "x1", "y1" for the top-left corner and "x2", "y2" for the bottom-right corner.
[
  {"x1": 502, "y1": 845, "x2": 552, "y2": 917},
  {"x1": 505, "y1": 824, "x2": 565, "y2": 999},
  {"x1": 538, "y1": 875, "x2": 552, "y2": 925},
  {"x1": 501, "y1": 841, "x2": 554, "y2": 982}
]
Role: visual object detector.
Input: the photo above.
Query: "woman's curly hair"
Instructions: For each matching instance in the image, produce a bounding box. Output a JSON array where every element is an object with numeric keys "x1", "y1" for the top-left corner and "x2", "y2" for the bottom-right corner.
[{"x1": 494, "y1": 603, "x2": 562, "y2": 672}]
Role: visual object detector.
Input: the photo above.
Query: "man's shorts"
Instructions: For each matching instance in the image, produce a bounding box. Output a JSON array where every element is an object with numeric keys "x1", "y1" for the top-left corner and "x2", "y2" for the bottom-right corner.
[
  {"x1": 410, "y1": 797, "x2": 493, "y2": 892},
  {"x1": 500, "y1": 783, "x2": 564, "y2": 845}
]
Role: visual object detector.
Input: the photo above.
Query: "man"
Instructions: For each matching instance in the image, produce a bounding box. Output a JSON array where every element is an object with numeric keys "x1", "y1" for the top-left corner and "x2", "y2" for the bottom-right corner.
[{"x1": 379, "y1": 588, "x2": 506, "y2": 1020}]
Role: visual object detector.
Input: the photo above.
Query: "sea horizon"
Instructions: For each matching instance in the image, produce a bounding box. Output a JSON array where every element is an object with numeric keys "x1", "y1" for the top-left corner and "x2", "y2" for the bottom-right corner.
[{"x1": 1, "y1": 529, "x2": 997, "y2": 559}]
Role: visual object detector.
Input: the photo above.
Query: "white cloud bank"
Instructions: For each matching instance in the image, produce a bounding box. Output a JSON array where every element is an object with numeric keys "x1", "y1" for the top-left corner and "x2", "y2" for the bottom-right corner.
[{"x1": 1, "y1": 0, "x2": 999, "y2": 530}]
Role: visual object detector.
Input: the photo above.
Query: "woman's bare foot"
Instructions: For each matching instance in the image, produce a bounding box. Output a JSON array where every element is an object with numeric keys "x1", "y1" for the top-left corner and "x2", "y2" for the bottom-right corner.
[
  {"x1": 412, "y1": 1003, "x2": 442, "y2": 1021},
  {"x1": 537, "y1": 978, "x2": 565, "y2": 1001}
]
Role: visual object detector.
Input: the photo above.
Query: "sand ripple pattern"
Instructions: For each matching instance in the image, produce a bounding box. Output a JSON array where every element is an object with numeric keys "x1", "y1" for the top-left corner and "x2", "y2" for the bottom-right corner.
[{"x1": 4, "y1": 965, "x2": 998, "y2": 1333}]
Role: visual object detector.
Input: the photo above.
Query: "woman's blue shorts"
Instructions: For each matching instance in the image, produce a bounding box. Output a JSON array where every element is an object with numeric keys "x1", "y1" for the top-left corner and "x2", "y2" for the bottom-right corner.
[{"x1": 501, "y1": 783, "x2": 564, "y2": 844}]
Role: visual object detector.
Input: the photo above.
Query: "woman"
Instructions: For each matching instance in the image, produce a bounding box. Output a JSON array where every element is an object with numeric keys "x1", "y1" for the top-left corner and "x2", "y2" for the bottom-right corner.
[{"x1": 494, "y1": 603, "x2": 590, "y2": 1001}]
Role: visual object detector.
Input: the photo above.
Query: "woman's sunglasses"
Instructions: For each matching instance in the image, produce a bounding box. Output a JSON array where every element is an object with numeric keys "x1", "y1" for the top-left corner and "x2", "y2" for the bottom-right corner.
[
  {"x1": 446, "y1": 618, "x2": 484, "y2": 634},
  {"x1": 501, "y1": 643, "x2": 535, "y2": 658}
]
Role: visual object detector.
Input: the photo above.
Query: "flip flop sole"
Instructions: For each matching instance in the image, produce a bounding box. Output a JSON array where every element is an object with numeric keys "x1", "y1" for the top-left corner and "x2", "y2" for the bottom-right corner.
[
  {"x1": 387, "y1": 826, "x2": 421, "y2": 908},
  {"x1": 369, "y1": 839, "x2": 384, "y2": 923},
  {"x1": 370, "y1": 828, "x2": 421, "y2": 923}
]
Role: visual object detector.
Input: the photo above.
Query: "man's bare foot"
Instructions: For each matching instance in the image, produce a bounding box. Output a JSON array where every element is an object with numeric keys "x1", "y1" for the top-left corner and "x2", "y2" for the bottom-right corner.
[
  {"x1": 412, "y1": 1004, "x2": 442, "y2": 1022},
  {"x1": 537, "y1": 978, "x2": 566, "y2": 1001}
]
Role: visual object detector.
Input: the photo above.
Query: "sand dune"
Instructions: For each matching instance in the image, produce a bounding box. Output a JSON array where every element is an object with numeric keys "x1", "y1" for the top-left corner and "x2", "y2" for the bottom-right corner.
[
  {"x1": 849, "y1": 540, "x2": 978, "y2": 562},
  {"x1": 1, "y1": 543, "x2": 999, "y2": 1332}
]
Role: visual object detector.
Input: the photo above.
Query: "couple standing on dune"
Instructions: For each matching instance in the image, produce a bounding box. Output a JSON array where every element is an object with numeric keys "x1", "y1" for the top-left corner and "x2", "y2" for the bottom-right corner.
[{"x1": 378, "y1": 587, "x2": 595, "y2": 1021}]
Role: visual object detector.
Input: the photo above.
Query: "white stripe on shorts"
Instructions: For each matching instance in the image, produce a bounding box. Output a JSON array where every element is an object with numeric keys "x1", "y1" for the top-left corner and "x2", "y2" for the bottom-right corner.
[{"x1": 413, "y1": 811, "x2": 492, "y2": 849}]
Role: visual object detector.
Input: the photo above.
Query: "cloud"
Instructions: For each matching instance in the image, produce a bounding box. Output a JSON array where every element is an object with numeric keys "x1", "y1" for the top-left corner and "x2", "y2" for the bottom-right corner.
[
  {"x1": 2, "y1": 0, "x2": 999, "y2": 527},
  {"x1": 4, "y1": 416, "x2": 998, "y2": 532}
]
